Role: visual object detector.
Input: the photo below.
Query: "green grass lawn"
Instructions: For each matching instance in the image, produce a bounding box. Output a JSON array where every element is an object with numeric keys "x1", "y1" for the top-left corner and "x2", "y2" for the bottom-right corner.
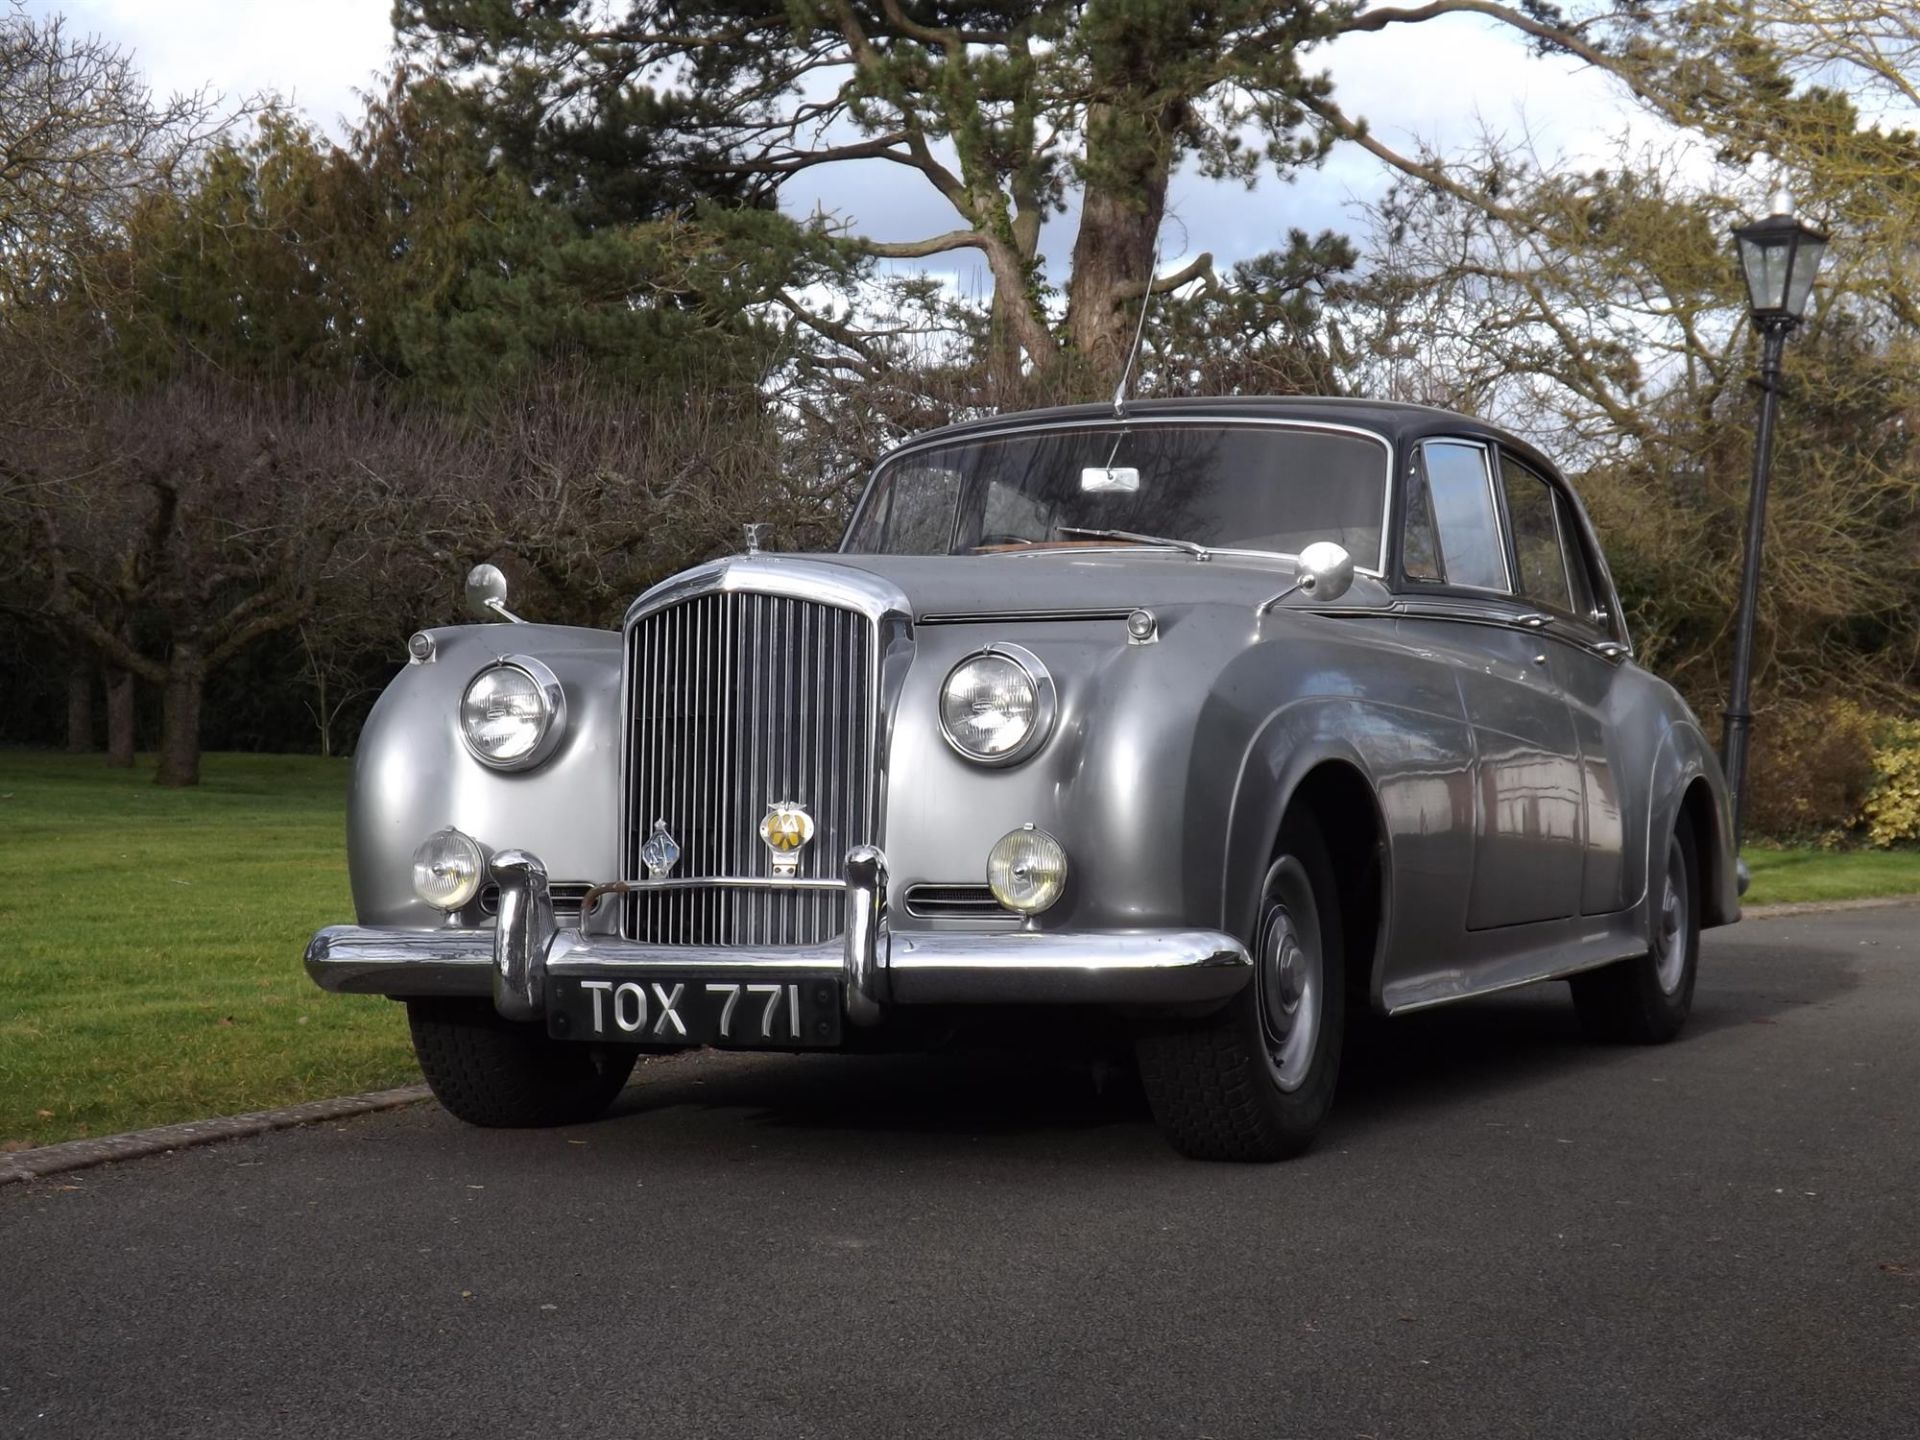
[
  {"x1": 0, "y1": 751, "x2": 414, "y2": 1149},
  {"x1": 1741, "y1": 844, "x2": 1920, "y2": 906},
  {"x1": 2, "y1": 747, "x2": 1916, "y2": 1149}
]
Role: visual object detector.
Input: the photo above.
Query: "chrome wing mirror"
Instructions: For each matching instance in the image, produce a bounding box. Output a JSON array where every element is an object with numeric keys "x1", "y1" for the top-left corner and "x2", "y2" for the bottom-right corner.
[
  {"x1": 465, "y1": 563, "x2": 526, "y2": 624},
  {"x1": 1255, "y1": 542, "x2": 1355, "y2": 615}
]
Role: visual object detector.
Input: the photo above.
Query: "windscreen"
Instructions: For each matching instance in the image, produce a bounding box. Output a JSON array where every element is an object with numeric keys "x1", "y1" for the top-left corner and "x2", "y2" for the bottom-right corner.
[{"x1": 843, "y1": 423, "x2": 1388, "y2": 565}]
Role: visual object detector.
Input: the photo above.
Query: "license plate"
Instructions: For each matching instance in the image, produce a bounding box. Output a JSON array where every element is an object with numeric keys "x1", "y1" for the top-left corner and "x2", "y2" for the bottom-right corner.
[{"x1": 546, "y1": 973, "x2": 843, "y2": 1048}]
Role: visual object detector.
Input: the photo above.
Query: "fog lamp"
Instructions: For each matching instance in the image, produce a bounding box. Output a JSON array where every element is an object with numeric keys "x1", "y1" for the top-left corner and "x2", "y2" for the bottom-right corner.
[
  {"x1": 987, "y1": 825, "x2": 1068, "y2": 915},
  {"x1": 411, "y1": 828, "x2": 485, "y2": 911}
]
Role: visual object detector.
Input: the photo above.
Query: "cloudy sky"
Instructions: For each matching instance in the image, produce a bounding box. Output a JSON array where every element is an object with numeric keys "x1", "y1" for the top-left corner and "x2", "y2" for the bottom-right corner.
[{"x1": 39, "y1": 0, "x2": 1693, "y2": 289}]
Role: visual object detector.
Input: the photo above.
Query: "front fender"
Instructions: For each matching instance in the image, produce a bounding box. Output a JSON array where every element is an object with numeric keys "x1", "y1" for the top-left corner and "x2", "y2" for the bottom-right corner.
[
  {"x1": 348, "y1": 624, "x2": 622, "y2": 927},
  {"x1": 1222, "y1": 704, "x2": 1387, "y2": 941}
]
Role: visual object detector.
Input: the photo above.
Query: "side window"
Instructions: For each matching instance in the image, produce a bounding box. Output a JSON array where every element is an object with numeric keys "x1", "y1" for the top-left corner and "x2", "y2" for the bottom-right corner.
[
  {"x1": 1418, "y1": 442, "x2": 1508, "y2": 591},
  {"x1": 1401, "y1": 462, "x2": 1444, "y2": 582},
  {"x1": 1498, "y1": 455, "x2": 1574, "y2": 613},
  {"x1": 1553, "y1": 491, "x2": 1613, "y2": 635}
]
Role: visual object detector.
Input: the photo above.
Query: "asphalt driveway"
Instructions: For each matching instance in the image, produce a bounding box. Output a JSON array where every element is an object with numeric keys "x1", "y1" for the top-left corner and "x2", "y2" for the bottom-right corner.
[{"x1": 3, "y1": 905, "x2": 1916, "y2": 1439}]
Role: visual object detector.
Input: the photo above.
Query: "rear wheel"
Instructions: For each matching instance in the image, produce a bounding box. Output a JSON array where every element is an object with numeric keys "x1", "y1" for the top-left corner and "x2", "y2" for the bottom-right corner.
[
  {"x1": 1135, "y1": 814, "x2": 1346, "y2": 1162},
  {"x1": 407, "y1": 998, "x2": 636, "y2": 1128},
  {"x1": 1571, "y1": 812, "x2": 1700, "y2": 1043}
]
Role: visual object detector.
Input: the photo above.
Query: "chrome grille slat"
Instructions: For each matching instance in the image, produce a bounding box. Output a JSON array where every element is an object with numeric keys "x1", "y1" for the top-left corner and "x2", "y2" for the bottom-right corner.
[{"x1": 625, "y1": 591, "x2": 875, "y2": 946}]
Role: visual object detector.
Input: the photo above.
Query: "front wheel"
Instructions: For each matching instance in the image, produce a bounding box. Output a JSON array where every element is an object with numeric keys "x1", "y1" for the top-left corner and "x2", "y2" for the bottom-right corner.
[
  {"x1": 1571, "y1": 811, "x2": 1700, "y2": 1044},
  {"x1": 1135, "y1": 814, "x2": 1346, "y2": 1162},
  {"x1": 407, "y1": 998, "x2": 637, "y2": 1128}
]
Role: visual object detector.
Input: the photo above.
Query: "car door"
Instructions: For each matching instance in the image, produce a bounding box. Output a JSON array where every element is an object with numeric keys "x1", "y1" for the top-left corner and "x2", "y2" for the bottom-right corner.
[
  {"x1": 1399, "y1": 439, "x2": 1586, "y2": 929},
  {"x1": 1495, "y1": 451, "x2": 1630, "y2": 915}
]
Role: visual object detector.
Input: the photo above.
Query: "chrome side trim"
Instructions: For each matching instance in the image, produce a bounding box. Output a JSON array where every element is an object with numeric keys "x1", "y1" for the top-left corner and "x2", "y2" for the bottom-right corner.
[
  {"x1": 1383, "y1": 938, "x2": 1642, "y2": 1014},
  {"x1": 1394, "y1": 598, "x2": 1637, "y2": 662}
]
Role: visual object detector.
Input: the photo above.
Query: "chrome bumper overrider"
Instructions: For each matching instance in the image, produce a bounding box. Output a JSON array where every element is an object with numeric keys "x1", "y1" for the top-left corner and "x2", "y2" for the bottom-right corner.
[{"x1": 305, "y1": 846, "x2": 1252, "y2": 1028}]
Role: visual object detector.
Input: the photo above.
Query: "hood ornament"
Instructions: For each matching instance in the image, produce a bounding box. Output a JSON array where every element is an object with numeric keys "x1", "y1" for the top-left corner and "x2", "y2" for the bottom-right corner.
[
  {"x1": 640, "y1": 819, "x2": 681, "y2": 879},
  {"x1": 743, "y1": 522, "x2": 768, "y2": 555},
  {"x1": 758, "y1": 802, "x2": 815, "y2": 878}
]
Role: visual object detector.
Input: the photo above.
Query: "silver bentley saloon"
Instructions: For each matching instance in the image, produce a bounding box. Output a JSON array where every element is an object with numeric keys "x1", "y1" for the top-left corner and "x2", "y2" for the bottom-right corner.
[{"x1": 305, "y1": 397, "x2": 1741, "y2": 1161}]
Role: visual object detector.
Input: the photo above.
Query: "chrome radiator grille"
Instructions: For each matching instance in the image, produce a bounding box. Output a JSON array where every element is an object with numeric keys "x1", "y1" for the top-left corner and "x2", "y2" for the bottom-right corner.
[{"x1": 624, "y1": 591, "x2": 876, "y2": 945}]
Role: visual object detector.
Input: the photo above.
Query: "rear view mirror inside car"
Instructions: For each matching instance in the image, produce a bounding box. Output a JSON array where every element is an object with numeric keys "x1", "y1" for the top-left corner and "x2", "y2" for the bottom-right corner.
[{"x1": 1080, "y1": 466, "x2": 1140, "y2": 493}]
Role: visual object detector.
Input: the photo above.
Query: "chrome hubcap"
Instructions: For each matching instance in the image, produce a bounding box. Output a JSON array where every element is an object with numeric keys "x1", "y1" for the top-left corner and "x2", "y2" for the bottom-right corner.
[
  {"x1": 1654, "y1": 837, "x2": 1689, "y2": 994},
  {"x1": 1256, "y1": 869, "x2": 1321, "y2": 1092}
]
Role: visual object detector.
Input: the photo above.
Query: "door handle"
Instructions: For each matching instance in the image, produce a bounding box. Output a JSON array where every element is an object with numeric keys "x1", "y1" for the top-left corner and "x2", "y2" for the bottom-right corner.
[
  {"x1": 1516, "y1": 612, "x2": 1550, "y2": 629},
  {"x1": 1532, "y1": 653, "x2": 1549, "y2": 667}
]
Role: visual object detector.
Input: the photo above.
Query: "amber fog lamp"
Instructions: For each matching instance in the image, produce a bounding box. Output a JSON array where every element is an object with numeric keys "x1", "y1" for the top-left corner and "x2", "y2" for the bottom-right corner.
[
  {"x1": 411, "y1": 828, "x2": 485, "y2": 911},
  {"x1": 987, "y1": 825, "x2": 1068, "y2": 915}
]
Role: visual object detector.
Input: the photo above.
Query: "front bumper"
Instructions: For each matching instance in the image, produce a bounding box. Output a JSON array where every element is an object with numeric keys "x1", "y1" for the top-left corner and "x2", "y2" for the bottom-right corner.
[{"x1": 305, "y1": 846, "x2": 1253, "y2": 1029}]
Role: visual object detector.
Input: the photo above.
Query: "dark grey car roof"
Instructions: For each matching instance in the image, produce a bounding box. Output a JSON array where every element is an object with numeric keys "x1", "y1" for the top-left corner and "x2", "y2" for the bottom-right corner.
[{"x1": 887, "y1": 395, "x2": 1565, "y2": 480}]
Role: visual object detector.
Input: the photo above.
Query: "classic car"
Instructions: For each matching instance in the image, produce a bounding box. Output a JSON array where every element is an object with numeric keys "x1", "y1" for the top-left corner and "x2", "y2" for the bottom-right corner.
[{"x1": 305, "y1": 396, "x2": 1742, "y2": 1161}]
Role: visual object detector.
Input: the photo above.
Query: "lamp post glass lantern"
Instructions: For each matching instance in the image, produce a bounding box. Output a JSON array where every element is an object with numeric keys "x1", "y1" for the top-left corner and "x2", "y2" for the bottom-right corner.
[
  {"x1": 1721, "y1": 193, "x2": 1829, "y2": 853},
  {"x1": 1734, "y1": 195, "x2": 1829, "y2": 322}
]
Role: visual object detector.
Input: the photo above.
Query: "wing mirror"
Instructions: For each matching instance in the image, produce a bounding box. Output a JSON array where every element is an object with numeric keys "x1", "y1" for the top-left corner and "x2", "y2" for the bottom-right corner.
[
  {"x1": 1255, "y1": 541, "x2": 1355, "y2": 615},
  {"x1": 1295, "y1": 541, "x2": 1355, "y2": 601},
  {"x1": 465, "y1": 563, "x2": 526, "y2": 624}
]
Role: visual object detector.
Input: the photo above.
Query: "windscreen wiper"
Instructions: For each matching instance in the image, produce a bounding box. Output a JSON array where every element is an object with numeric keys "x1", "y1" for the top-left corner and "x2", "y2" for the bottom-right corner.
[{"x1": 1054, "y1": 526, "x2": 1212, "y2": 559}]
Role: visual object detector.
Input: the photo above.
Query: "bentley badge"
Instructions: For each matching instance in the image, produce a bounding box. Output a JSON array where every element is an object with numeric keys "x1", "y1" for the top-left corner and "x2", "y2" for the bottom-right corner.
[{"x1": 640, "y1": 819, "x2": 681, "y2": 879}]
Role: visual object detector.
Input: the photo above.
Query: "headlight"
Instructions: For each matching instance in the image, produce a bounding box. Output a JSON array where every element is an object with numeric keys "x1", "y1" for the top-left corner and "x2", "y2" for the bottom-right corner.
[
  {"x1": 938, "y1": 644, "x2": 1056, "y2": 765},
  {"x1": 988, "y1": 825, "x2": 1068, "y2": 914},
  {"x1": 411, "y1": 828, "x2": 485, "y2": 910},
  {"x1": 460, "y1": 656, "x2": 565, "y2": 770}
]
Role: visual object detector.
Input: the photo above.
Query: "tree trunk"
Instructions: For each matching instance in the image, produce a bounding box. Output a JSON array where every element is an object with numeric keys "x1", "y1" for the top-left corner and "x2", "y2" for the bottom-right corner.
[
  {"x1": 105, "y1": 668, "x2": 136, "y2": 767},
  {"x1": 65, "y1": 656, "x2": 94, "y2": 754},
  {"x1": 1065, "y1": 104, "x2": 1175, "y2": 382},
  {"x1": 155, "y1": 659, "x2": 205, "y2": 788},
  {"x1": 315, "y1": 666, "x2": 333, "y2": 760},
  {"x1": 981, "y1": 238, "x2": 1057, "y2": 388}
]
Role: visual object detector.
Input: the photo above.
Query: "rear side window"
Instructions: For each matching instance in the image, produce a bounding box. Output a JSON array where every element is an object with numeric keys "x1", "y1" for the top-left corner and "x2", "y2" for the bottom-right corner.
[
  {"x1": 1416, "y1": 442, "x2": 1508, "y2": 591},
  {"x1": 1554, "y1": 491, "x2": 1601, "y2": 624},
  {"x1": 1499, "y1": 456, "x2": 1573, "y2": 613}
]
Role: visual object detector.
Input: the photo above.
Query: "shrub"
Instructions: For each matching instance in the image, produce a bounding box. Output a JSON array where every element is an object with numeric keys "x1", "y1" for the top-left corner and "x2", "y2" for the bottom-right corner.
[
  {"x1": 1744, "y1": 700, "x2": 1879, "y2": 843},
  {"x1": 1859, "y1": 715, "x2": 1920, "y2": 848}
]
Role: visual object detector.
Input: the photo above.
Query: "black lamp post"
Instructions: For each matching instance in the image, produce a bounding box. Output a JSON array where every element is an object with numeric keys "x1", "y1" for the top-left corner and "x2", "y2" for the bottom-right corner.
[{"x1": 1723, "y1": 193, "x2": 1829, "y2": 850}]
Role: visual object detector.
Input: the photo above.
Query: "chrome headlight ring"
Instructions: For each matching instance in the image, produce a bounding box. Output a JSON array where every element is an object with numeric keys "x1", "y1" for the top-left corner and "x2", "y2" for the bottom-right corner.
[
  {"x1": 460, "y1": 654, "x2": 567, "y2": 771},
  {"x1": 938, "y1": 642, "x2": 1058, "y2": 767}
]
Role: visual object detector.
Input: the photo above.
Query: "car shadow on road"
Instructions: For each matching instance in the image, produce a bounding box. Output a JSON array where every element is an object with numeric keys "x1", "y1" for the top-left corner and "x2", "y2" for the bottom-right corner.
[{"x1": 591, "y1": 925, "x2": 1861, "y2": 1157}]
